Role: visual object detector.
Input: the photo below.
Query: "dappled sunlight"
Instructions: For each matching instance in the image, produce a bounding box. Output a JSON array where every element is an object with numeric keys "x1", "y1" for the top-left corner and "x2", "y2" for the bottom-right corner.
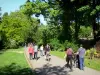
[{"x1": 34, "y1": 63, "x2": 69, "y2": 75}]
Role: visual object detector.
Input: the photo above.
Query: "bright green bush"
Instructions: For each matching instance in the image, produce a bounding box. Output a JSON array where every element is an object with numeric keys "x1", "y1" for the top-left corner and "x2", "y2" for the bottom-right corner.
[
  {"x1": 63, "y1": 40, "x2": 78, "y2": 52},
  {"x1": 49, "y1": 39, "x2": 78, "y2": 52},
  {"x1": 49, "y1": 38, "x2": 62, "y2": 51},
  {"x1": 85, "y1": 49, "x2": 90, "y2": 56},
  {"x1": 79, "y1": 26, "x2": 93, "y2": 39},
  {"x1": 85, "y1": 48, "x2": 97, "y2": 56}
]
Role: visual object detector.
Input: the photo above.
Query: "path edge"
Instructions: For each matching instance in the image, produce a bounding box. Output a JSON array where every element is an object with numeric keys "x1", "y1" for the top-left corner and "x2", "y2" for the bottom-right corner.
[{"x1": 24, "y1": 49, "x2": 35, "y2": 74}]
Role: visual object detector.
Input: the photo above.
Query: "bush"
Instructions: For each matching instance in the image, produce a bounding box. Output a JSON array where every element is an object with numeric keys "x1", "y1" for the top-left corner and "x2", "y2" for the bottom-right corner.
[
  {"x1": 49, "y1": 38, "x2": 64, "y2": 51},
  {"x1": 79, "y1": 26, "x2": 93, "y2": 39},
  {"x1": 5, "y1": 39, "x2": 18, "y2": 49},
  {"x1": 63, "y1": 40, "x2": 78, "y2": 52},
  {"x1": 85, "y1": 49, "x2": 90, "y2": 56},
  {"x1": 85, "y1": 48, "x2": 97, "y2": 58},
  {"x1": 49, "y1": 39, "x2": 78, "y2": 52}
]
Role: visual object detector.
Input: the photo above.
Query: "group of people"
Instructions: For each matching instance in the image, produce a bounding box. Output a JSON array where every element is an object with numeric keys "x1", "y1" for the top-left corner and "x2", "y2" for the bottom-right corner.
[
  {"x1": 27, "y1": 43, "x2": 51, "y2": 61},
  {"x1": 65, "y1": 45, "x2": 86, "y2": 71},
  {"x1": 27, "y1": 43, "x2": 85, "y2": 71}
]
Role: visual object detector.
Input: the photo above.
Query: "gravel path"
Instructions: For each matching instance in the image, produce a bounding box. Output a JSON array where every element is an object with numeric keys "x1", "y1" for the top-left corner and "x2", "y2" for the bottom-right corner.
[{"x1": 25, "y1": 50, "x2": 100, "y2": 75}]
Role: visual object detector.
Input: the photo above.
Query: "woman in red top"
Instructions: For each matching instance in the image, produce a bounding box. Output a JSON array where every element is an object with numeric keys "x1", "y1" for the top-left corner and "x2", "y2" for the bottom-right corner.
[{"x1": 28, "y1": 43, "x2": 34, "y2": 60}]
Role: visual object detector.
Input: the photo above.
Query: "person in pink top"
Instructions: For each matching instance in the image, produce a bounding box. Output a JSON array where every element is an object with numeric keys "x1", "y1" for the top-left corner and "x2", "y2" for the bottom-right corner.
[
  {"x1": 65, "y1": 47, "x2": 74, "y2": 71},
  {"x1": 28, "y1": 43, "x2": 34, "y2": 60}
]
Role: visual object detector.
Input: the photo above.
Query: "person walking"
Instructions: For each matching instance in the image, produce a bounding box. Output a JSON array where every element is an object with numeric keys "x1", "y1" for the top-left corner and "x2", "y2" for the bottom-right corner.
[
  {"x1": 34, "y1": 43, "x2": 38, "y2": 60},
  {"x1": 45, "y1": 44, "x2": 50, "y2": 61},
  {"x1": 77, "y1": 45, "x2": 86, "y2": 70},
  {"x1": 40, "y1": 44, "x2": 44, "y2": 56},
  {"x1": 65, "y1": 47, "x2": 74, "y2": 71},
  {"x1": 28, "y1": 43, "x2": 34, "y2": 60}
]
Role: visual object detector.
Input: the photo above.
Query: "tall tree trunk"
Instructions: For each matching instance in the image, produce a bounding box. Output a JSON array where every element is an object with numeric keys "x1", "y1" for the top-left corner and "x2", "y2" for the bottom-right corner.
[
  {"x1": 62, "y1": 10, "x2": 72, "y2": 41},
  {"x1": 92, "y1": 16, "x2": 97, "y2": 41},
  {"x1": 92, "y1": 0, "x2": 97, "y2": 44},
  {"x1": 74, "y1": 14, "x2": 79, "y2": 40}
]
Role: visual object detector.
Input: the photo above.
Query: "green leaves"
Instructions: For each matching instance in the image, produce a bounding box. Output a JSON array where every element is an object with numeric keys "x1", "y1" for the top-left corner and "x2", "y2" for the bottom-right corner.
[
  {"x1": 96, "y1": 5, "x2": 100, "y2": 11},
  {"x1": 90, "y1": 9, "x2": 97, "y2": 16},
  {"x1": 0, "y1": 11, "x2": 39, "y2": 48},
  {"x1": 79, "y1": 26, "x2": 93, "y2": 39},
  {"x1": 20, "y1": 0, "x2": 49, "y2": 17},
  {"x1": 77, "y1": 5, "x2": 90, "y2": 12},
  {"x1": 89, "y1": 5, "x2": 100, "y2": 16}
]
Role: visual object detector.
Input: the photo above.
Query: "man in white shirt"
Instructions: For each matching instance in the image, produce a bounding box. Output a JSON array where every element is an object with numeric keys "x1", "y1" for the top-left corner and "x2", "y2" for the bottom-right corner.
[{"x1": 34, "y1": 44, "x2": 38, "y2": 60}]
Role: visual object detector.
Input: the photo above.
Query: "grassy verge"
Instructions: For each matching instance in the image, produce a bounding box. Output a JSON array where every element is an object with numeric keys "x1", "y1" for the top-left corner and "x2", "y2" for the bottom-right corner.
[
  {"x1": 50, "y1": 51, "x2": 65, "y2": 59},
  {"x1": 50, "y1": 51, "x2": 100, "y2": 71},
  {"x1": 0, "y1": 48, "x2": 34, "y2": 75},
  {"x1": 85, "y1": 58, "x2": 100, "y2": 71}
]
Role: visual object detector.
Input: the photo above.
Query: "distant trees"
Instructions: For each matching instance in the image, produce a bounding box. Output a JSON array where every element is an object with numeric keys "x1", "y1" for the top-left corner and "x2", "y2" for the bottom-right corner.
[{"x1": 0, "y1": 0, "x2": 100, "y2": 50}]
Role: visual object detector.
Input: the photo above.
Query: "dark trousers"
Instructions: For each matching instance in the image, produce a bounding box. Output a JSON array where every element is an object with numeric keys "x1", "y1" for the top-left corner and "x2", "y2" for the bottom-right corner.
[
  {"x1": 66, "y1": 55, "x2": 73, "y2": 70},
  {"x1": 34, "y1": 52, "x2": 37, "y2": 59},
  {"x1": 44, "y1": 51, "x2": 46, "y2": 55},
  {"x1": 77, "y1": 55, "x2": 80, "y2": 68},
  {"x1": 29, "y1": 53, "x2": 33, "y2": 60},
  {"x1": 74, "y1": 55, "x2": 80, "y2": 68}
]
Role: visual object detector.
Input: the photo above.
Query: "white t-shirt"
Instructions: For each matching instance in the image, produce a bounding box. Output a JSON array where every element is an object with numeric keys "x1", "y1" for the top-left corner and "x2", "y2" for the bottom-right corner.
[
  {"x1": 40, "y1": 46, "x2": 43, "y2": 51},
  {"x1": 34, "y1": 45, "x2": 38, "y2": 52}
]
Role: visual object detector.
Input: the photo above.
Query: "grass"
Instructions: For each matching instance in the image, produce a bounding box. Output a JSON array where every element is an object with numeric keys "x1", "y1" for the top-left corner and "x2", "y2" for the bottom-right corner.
[
  {"x1": 0, "y1": 48, "x2": 34, "y2": 75},
  {"x1": 50, "y1": 51, "x2": 100, "y2": 71},
  {"x1": 85, "y1": 58, "x2": 100, "y2": 71},
  {"x1": 50, "y1": 51, "x2": 65, "y2": 59}
]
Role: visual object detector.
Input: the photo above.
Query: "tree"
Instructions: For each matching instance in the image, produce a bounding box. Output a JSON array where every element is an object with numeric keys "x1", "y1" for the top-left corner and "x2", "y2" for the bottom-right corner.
[
  {"x1": 0, "y1": 11, "x2": 39, "y2": 48},
  {"x1": 76, "y1": 0, "x2": 100, "y2": 43}
]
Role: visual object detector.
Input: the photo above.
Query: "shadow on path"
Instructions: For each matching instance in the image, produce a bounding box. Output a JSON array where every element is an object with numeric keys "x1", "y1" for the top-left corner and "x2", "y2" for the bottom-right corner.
[{"x1": 34, "y1": 63, "x2": 69, "y2": 75}]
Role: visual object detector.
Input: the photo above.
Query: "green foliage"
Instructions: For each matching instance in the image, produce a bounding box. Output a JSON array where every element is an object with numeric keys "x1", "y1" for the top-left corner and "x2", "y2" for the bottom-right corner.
[
  {"x1": 33, "y1": 26, "x2": 43, "y2": 44},
  {"x1": 85, "y1": 48, "x2": 97, "y2": 56},
  {"x1": 0, "y1": 11, "x2": 39, "y2": 48},
  {"x1": 63, "y1": 40, "x2": 78, "y2": 52},
  {"x1": 96, "y1": 5, "x2": 100, "y2": 11},
  {"x1": 49, "y1": 39, "x2": 78, "y2": 52},
  {"x1": 20, "y1": 0, "x2": 49, "y2": 17},
  {"x1": 42, "y1": 25, "x2": 62, "y2": 44},
  {"x1": 79, "y1": 26, "x2": 93, "y2": 39},
  {"x1": 1, "y1": 0, "x2": 99, "y2": 50},
  {"x1": 49, "y1": 38, "x2": 64, "y2": 51},
  {"x1": 77, "y1": 5, "x2": 90, "y2": 12},
  {"x1": 90, "y1": 9, "x2": 97, "y2": 16}
]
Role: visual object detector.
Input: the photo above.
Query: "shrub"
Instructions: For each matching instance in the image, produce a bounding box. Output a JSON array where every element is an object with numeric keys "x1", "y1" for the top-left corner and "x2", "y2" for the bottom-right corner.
[
  {"x1": 85, "y1": 49, "x2": 90, "y2": 56},
  {"x1": 63, "y1": 40, "x2": 78, "y2": 52},
  {"x1": 5, "y1": 39, "x2": 18, "y2": 49},
  {"x1": 49, "y1": 38, "x2": 64, "y2": 51},
  {"x1": 79, "y1": 26, "x2": 93, "y2": 39},
  {"x1": 85, "y1": 48, "x2": 97, "y2": 58},
  {"x1": 49, "y1": 39, "x2": 78, "y2": 52}
]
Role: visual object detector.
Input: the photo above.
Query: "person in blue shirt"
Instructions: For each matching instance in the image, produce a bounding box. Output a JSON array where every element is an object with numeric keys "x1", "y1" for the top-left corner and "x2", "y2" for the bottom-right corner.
[{"x1": 77, "y1": 45, "x2": 86, "y2": 70}]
